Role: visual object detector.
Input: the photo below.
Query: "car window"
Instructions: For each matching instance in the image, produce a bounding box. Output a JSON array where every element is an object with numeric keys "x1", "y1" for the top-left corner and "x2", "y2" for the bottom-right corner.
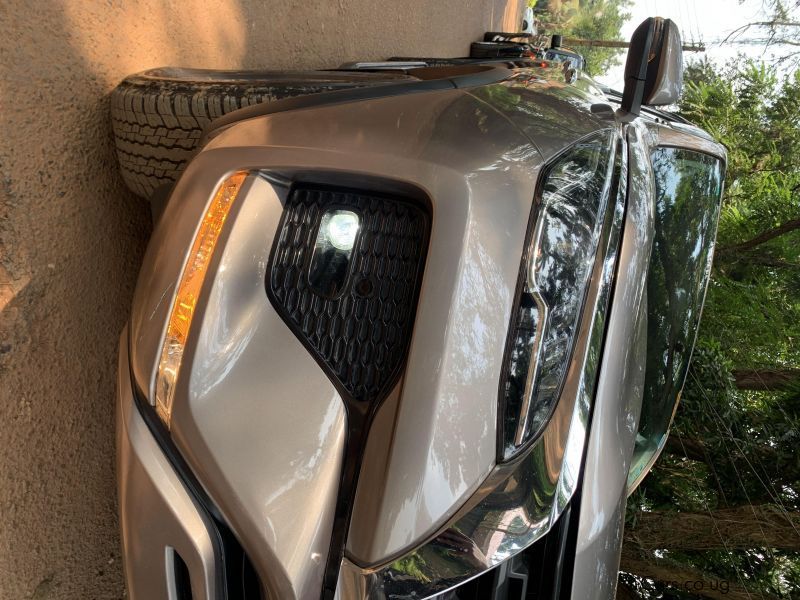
[{"x1": 627, "y1": 146, "x2": 724, "y2": 492}]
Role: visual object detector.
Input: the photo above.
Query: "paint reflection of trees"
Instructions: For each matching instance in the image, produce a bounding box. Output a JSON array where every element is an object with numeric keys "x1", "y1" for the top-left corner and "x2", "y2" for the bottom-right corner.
[{"x1": 634, "y1": 149, "x2": 723, "y2": 466}]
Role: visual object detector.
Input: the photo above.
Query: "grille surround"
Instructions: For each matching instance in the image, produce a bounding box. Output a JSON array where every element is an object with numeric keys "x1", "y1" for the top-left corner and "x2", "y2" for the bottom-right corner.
[{"x1": 266, "y1": 184, "x2": 431, "y2": 405}]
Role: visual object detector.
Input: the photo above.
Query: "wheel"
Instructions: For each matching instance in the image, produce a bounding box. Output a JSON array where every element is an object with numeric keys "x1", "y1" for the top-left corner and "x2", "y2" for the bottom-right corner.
[
  {"x1": 110, "y1": 68, "x2": 409, "y2": 199},
  {"x1": 469, "y1": 41, "x2": 528, "y2": 59}
]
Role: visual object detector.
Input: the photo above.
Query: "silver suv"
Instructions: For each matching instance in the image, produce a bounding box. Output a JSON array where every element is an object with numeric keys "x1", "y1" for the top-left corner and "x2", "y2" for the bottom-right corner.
[{"x1": 115, "y1": 18, "x2": 725, "y2": 600}]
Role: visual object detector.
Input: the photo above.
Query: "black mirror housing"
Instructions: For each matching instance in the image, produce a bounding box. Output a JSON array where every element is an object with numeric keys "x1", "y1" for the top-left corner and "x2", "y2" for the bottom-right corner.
[{"x1": 621, "y1": 17, "x2": 684, "y2": 117}]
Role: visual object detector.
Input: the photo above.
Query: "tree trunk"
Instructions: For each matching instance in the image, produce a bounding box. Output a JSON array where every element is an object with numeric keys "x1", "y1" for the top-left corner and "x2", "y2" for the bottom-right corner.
[
  {"x1": 661, "y1": 434, "x2": 800, "y2": 503},
  {"x1": 663, "y1": 435, "x2": 707, "y2": 462},
  {"x1": 661, "y1": 435, "x2": 732, "y2": 505},
  {"x1": 717, "y1": 217, "x2": 800, "y2": 254},
  {"x1": 620, "y1": 549, "x2": 772, "y2": 600},
  {"x1": 732, "y1": 368, "x2": 800, "y2": 391},
  {"x1": 714, "y1": 253, "x2": 800, "y2": 270},
  {"x1": 625, "y1": 504, "x2": 800, "y2": 551}
]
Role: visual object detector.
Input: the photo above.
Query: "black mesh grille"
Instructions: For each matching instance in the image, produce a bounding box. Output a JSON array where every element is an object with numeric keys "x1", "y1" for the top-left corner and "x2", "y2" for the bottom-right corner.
[{"x1": 267, "y1": 185, "x2": 430, "y2": 404}]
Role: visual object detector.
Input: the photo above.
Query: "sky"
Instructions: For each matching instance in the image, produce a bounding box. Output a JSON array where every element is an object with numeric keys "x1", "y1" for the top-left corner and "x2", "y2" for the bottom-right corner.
[{"x1": 594, "y1": 0, "x2": 777, "y2": 88}]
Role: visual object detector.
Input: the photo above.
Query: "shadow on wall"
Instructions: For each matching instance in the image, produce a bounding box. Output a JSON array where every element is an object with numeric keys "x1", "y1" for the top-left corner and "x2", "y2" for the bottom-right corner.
[{"x1": 0, "y1": 0, "x2": 518, "y2": 598}]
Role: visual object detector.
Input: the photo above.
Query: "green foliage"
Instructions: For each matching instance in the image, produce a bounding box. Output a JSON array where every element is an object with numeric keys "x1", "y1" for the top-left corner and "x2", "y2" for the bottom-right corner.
[
  {"x1": 680, "y1": 59, "x2": 800, "y2": 369},
  {"x1": 390, "y1": 555, "x2": 432, "y2": 583}
]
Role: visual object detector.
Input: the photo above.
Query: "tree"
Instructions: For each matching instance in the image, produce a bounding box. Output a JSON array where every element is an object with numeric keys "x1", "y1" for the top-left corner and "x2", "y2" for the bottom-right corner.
[
  {"x1": 679, "y1": 60, "x2": 800, "y2": 371},
  {"x1": 532, "y1": 0, "x2": 632, "y2": 75},
  {"x1": 724, "y1": 1, "x2": 800, "y2": 66},
  {"x1": 564, "y1": 0, "x2": 631, "y2": 76}
]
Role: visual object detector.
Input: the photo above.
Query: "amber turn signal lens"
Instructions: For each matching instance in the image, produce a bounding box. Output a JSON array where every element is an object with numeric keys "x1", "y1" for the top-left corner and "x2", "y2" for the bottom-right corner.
[{"x1": 154, "y1": 172, "x2": 248, "y2": 427}]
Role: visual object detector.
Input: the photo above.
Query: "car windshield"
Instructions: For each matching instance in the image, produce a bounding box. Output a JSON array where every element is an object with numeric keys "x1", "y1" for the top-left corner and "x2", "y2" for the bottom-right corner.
[{"x1": 627, "y1": 147, "x2": 724, "y2": 491}]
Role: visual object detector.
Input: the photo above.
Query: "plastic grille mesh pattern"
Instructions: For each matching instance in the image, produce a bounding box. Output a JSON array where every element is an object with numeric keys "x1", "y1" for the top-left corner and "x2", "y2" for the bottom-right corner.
[{"x1": 268, "y1": 185, "x2": 430, "y2": 403}]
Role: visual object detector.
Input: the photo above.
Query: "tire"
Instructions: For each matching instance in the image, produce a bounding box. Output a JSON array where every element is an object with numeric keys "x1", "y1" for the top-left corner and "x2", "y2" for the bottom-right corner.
[
  {"x1": 469, "y1": 41, "x2": 527, "y2": 59},
  {"x1": 110, "y1": 68, "x2": 410, "y2": 199}
]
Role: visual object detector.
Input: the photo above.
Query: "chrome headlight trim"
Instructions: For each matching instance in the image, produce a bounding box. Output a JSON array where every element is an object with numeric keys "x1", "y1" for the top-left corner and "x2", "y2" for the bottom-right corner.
[
  {"x1": 337, "y1": 133, "x2": 628, "y2": 599},
  {"x1": 500, "y1": 130, "x2": 618, "y2": 459}
]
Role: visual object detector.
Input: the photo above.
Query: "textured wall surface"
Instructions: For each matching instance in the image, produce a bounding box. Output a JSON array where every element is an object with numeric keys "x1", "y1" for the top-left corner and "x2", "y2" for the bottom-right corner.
[{"x1": 0, "y1": 1, "x2": 521, "y2": 598}]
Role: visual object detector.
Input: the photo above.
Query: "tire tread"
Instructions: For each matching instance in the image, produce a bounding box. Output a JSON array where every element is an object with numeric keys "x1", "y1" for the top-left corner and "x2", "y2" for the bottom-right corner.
[{"x1": 110, "y1": 72, "x2": 404, "y2": 199}]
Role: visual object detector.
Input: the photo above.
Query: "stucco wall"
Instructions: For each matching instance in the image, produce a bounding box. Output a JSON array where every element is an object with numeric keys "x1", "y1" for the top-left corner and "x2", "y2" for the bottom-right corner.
[{"x1": 0, "y1": 1, "x2": 522, "y2": 598}]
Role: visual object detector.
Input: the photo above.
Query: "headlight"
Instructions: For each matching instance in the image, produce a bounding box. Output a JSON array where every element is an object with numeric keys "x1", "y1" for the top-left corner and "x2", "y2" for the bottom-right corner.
[
  {"x1": 500, "y1": 132, "x2": 616, "y2": 459},
  {"x1": 154, "y1": 171, "x2": 249, "y2": 427}
]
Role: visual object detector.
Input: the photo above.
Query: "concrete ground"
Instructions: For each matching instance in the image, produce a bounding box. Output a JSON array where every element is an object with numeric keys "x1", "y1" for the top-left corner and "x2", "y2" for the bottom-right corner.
[{"x1": 0, "y1": 1, "x2": 522, "y2": 598}]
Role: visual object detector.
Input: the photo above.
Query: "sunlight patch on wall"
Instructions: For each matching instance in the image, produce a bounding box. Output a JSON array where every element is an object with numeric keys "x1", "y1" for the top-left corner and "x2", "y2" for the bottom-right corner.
[{"x1": 60, "y1": 0, "x2": 247, "y2": 83}]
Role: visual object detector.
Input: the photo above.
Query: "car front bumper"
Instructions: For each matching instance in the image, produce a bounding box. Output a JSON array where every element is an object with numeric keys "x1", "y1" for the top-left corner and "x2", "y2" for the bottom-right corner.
[{"x1": 117, "y1": 328, "x2": 221, "y2": 600}]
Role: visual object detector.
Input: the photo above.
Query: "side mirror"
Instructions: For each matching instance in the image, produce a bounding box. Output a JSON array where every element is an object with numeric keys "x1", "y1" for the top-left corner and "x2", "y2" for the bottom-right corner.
[{"x1": 621, "y1": 17, "x2": 683, "y2": 117}]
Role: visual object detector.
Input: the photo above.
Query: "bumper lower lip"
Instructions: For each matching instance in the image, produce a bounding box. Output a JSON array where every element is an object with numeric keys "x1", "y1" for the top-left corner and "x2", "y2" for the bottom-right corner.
[{"x1": 116, "y1": 327, "x2": 221, "y2": 600}]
